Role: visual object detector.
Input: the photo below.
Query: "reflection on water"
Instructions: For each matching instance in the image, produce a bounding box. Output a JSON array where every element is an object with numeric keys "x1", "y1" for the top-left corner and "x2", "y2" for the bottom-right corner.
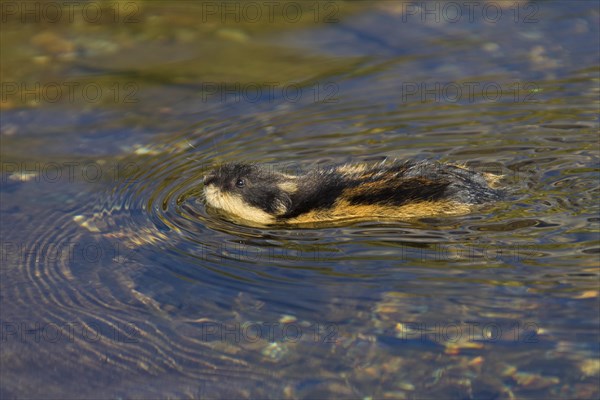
[{"x1": 1, "y1": 1, "x2": 599, "y2": 398}]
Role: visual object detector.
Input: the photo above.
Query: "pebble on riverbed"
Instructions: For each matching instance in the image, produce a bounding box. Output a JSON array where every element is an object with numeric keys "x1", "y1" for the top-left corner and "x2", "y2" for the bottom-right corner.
[{"x1": 579, "y1": 359, "x2": 600, "y2": 377}]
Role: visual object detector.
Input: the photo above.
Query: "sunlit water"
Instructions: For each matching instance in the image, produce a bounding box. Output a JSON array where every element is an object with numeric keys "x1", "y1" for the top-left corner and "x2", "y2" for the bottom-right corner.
[{"x1": 1, "y1": 1, "x2": 599, "y2": 398}]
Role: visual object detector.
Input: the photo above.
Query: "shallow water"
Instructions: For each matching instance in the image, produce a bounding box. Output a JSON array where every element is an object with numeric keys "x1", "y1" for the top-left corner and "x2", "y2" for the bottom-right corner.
[{"x1": 1, "y1": 1, "x2": 599, "y2": 398}]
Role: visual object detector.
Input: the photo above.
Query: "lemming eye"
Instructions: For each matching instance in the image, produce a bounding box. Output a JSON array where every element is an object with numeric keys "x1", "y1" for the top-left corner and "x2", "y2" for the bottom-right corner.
[{"x1": 235, "y1": 178, "x2": 245, "y2": 188}]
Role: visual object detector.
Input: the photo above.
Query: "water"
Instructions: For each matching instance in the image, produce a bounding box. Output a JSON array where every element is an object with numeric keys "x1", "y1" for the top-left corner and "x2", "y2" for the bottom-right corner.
[{"x1": 1, "y1": 1, "x2": 599, "y2": 398}]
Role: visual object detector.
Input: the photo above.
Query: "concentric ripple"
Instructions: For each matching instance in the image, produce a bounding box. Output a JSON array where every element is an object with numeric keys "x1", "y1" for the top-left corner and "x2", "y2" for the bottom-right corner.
[{"x1": 2, "y1": 194, "x2": 280, "y2": 398}]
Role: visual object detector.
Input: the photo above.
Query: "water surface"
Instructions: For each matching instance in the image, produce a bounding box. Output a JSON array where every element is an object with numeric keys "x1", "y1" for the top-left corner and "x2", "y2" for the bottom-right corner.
[{"x1": 1, "y1": 1, "x2": 599, "y2": 398}]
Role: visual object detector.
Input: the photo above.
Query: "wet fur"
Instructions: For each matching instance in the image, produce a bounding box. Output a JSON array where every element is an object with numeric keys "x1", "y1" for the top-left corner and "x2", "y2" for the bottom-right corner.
[{"x1": 203, "y1": 161, "x2": 502, "y2": 226}]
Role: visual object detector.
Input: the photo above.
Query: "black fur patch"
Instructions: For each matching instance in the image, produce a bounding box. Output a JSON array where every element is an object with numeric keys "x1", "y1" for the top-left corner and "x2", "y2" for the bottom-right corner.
[
  {"x1": 282, "y1": 170, "x2": 347, "y2": 218},
  {"x1": 346, "y1": 178, "x2": 450, "y2": 206}
]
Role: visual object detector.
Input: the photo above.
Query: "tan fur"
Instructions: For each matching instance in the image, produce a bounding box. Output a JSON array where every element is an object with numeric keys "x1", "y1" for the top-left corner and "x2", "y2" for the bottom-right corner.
[
  {"x1": 336, "y1": 163, "x2": 368, "y2": 175},
  {"x1": 335, "y1": 163, "x2": 383, "y2": 181},
  {"x1": 280, "y1": 172, "x2": 299, "y2": 179},
  {"x1": 278, "y1": 181, "x2": 298, "y2": 193},
  {"x1": 286, "y1": 199, "x2": 472, "y2": 225},
  {"x1": 274, "y1": 199, "x2": 289, "y2": 215},
  {"x1": 204, "y1": 186, "x2": 275, "y2": 225}
]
